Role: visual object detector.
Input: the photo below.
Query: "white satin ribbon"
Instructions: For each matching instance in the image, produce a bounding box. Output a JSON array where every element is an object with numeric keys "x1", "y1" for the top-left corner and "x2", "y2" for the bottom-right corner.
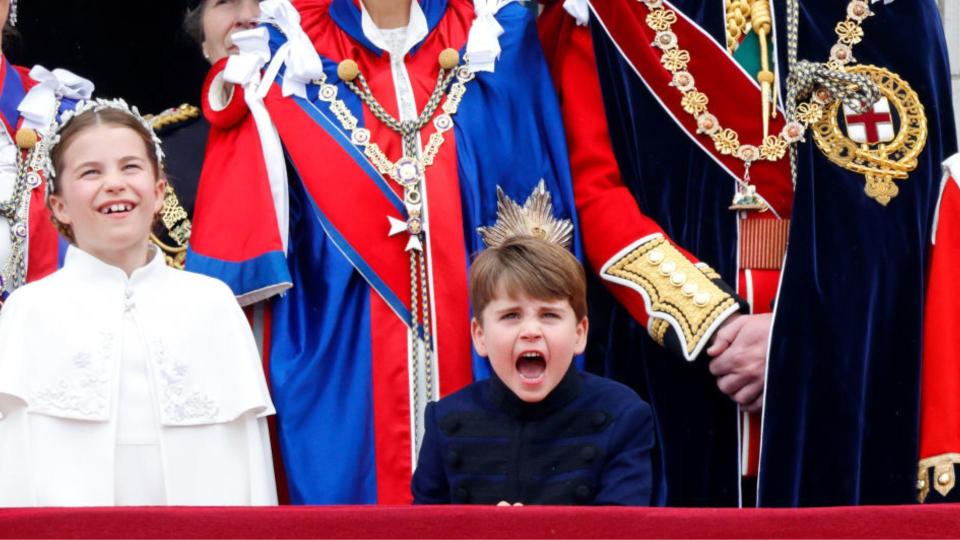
[
  {"x1": 254, "y1": 0, "x2": 324, "y2": 99},
  {"x1": 563, "y1": 0, "x2": 589, "y2": 26},
  {"x1": 222, "y1": 26, "x2": 291, "y2": 252},
  {"x1": 466, "y1": 0, "x2": 515, "y2": 73},
  {"x1": 18, "y1": 66, "x2": 95, "y2": 131},
  {"x1": 224, "y1": 27, "x2": 273, "y2": 90}
]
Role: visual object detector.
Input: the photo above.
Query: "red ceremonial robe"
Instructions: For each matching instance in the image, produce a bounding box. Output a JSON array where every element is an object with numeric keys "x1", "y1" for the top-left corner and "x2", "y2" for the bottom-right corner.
[{"x1": 0, "y1": 56, "x2": 59, "y2": 306}]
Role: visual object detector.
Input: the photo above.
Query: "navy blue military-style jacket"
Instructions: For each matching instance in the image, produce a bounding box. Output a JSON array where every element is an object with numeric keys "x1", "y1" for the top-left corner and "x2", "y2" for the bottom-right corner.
[{"x1": 411, "y1": 367, "x2": 655, "y2": 505}]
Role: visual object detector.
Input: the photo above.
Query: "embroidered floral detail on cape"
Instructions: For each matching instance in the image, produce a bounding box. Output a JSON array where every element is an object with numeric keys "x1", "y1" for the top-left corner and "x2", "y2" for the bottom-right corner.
[
  {"x1": 154, "y1": 339, "x2": 220, "y2": 423},
  {"x1": 32, "y1": 333, "x2": 112, "y2": 419}
]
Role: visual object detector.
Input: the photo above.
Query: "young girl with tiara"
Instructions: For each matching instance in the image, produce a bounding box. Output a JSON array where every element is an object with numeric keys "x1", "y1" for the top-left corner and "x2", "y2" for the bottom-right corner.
[{"x1": 0, "y1": 99, "x2": 278, "y2": 506}]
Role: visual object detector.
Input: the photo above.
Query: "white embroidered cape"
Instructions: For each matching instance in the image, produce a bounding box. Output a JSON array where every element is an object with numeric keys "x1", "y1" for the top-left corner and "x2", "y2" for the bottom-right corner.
[{"x1": 0, "y1": 246, "x2": 277, "y2": 506}]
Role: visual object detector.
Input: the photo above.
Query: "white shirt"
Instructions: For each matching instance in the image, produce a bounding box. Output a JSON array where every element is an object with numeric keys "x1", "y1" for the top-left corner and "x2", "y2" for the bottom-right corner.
[
  {"x1": 0, "y1": 246, "x2": 278, "y2": 506},
  {"x1": 360, "y1": 0, "x2": 428, "y2": 125}
]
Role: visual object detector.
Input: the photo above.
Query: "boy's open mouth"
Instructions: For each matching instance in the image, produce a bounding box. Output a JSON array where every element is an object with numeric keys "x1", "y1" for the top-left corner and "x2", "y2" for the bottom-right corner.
[{"x1": 516, "y1": 352, "x2": 546, "y2": 382}]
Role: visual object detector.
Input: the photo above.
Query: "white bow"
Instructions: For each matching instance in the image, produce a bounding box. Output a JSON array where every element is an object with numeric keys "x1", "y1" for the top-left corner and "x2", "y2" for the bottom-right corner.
[
  {"x1": 563, "y1": 0, "x2": 589, "y2": 26},
  {"x1": 220, "y1": 23, "x2": 291, "y2": 253},
  {"x1": 225, "y1": 27, "x2": 273, "y2": 88},
  {"x1": 18, "y1": 66, "x2": 95, "y2": 131},
  {"x1": 466, "y1": 0, "x2": 514, "y2": 73},
  {"x1": 255, "y1": 0, "x2": 324, "y2": 99}
]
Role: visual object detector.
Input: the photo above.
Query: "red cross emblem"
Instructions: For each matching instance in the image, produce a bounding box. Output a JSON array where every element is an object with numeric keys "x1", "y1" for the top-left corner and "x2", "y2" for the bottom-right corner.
[{"x1": 843, "y1": 97, "x2": 895, "y2": 145}]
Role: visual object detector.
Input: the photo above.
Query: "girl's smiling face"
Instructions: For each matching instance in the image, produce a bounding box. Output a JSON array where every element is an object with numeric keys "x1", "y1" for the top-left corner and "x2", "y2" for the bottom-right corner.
[{"x1": 48, "y1": 124, "x2": 165, "y2": 268}]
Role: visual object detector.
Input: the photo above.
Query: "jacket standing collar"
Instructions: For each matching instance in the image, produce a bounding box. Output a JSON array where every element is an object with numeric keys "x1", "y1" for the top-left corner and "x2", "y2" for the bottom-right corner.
[
  {"x1": 63, "y1": 244, "x2": 165, "y2": 289},
  {"x1": 486, "y1": 363, "x2": 584, "y2": 420}
]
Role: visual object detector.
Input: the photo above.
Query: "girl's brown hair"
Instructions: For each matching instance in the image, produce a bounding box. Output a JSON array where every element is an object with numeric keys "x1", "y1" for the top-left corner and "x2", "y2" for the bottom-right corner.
[{"x1": 46, "y1": 107, "x2": 165, "y2": 242}]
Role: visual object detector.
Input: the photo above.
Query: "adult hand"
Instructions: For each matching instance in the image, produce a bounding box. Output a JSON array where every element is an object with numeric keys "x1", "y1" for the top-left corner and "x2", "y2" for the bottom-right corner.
[{"x1": 706, "y1": 313, "x2": 772, "y2": 413}]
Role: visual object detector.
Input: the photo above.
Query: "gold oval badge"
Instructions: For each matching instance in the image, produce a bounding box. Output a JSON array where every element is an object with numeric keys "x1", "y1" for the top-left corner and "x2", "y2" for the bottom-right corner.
[{"x1": 812, "y1": 64, "x2": 927, "y2": 205}]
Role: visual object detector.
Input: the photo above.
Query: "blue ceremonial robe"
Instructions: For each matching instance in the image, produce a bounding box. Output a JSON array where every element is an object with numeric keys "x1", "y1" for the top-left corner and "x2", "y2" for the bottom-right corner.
[
  {"x1": 761, "y1": 0, "x2": 957, "y2": 506},
  {"x1": 187, "y1": 0, "x2": 582, "y2": 504},
  {"x1": 579, "y1": 0, "x2": 956, "y2": 506}
]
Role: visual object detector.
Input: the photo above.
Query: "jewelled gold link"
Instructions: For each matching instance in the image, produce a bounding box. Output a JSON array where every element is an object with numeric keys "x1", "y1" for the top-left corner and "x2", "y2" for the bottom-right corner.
[
  {"x1": 333, "y1": 55, "x2": 469, "y2": 443},
  {"x1": 343, "y1": 65, "x2": 456, "y2": 410},
  {"x1": 327, "y1": 62, "x2": 472, "y2": 189},
  {"x1": 1, "y1": 123, "x2": 51, "y2": 295},
  {"x1": 321, "y1": 55, "x2": 475, "y2": 431},
  {"x1": 639, "y1": 0, "x2": 880, "y2": 197},
  {"x1": 783, "y1": 0, "x2": 879, "y2": 187},
  {"x1": 347, "y1": 67, "x2": 456, "y2": 159}
]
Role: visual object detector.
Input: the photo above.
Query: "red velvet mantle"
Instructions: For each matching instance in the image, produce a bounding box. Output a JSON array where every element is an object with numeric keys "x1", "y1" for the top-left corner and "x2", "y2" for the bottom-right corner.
[{"x1": 1, "y1": 504, "x2": 959, "y2": 538}]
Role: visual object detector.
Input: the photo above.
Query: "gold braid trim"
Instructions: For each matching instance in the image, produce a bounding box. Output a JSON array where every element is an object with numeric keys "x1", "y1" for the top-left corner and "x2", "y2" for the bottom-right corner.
[
  {"x1": 146, "y1": 105, "x2": 198, "y2": 270},
  {"x1": 696, "y1": 262, "x2": 722, "y2": 281},
  {"x1": 147, "y1": 103, "x2": 201, "y2": 131},
  {"x1": 650, "y1": 318, "x2": 670, "y2": 347},
  {"x1": 150, "y1": 184, "x2": 191, "y2": 270},
  {"x1": 602, "y1": 236, "x2": 737, "y2": 358},
  {"x1": 917, "y1": 453, "x2": 960, "y2": 503},
  {"x1": 150, "y1": 233, "x2": 187, "y2": 269}
]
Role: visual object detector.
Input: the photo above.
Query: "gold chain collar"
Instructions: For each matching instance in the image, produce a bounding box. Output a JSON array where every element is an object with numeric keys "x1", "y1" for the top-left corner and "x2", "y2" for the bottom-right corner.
[
  {"x1": 638, "y1": 0, "x2": 876, "y2": 209},
  {"x1": 314, "y1": 50, "x2": 478, "y2": 441}
]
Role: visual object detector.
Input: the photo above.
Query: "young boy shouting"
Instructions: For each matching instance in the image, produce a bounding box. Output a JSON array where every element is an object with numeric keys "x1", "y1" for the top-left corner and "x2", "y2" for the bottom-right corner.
[{"x1": 412, "y1": 236, "x2": 654, "y2": 505}]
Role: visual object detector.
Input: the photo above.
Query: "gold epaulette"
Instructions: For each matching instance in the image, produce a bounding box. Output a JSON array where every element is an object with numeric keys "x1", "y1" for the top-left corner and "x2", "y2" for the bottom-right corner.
[
  {"x1": 600, "y1": 234, "x2": 739, "y2": 360},
  {"x1": 144, "y1": 104, "x2": 198, "y2": 270},
  {"x1": 917, "y1": 453, "x2": 960, "y2": 503},
  {"x1": 150, "y1": 184, "x2": 192, "y2": 270},
  {"x1": 147, "y1": 103, "x2": 201, "y2": 132}
]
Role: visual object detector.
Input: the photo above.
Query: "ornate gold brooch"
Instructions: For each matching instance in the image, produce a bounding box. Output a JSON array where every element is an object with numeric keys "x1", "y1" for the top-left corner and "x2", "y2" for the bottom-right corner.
[{"x1": 811, "y1": 65, "x2": 927, "y2": 205}]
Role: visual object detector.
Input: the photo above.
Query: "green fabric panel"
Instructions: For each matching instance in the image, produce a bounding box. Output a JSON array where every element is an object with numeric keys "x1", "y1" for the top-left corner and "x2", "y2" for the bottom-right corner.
[{"x1": 732, "y1": 30, "x2": 762, "y2": 75}]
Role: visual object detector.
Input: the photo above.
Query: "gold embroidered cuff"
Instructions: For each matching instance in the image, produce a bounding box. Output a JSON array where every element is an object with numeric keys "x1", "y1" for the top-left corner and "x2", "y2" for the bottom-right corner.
[
  {"x1": 601, "y1": 234, "x2": 740, "y2": 360},
  {"x1": 649, "y1": 318, "x2": 670, "y2": 347},
  {"x1": 917, "y1": 453, "x2": 960, "y2": 503}
]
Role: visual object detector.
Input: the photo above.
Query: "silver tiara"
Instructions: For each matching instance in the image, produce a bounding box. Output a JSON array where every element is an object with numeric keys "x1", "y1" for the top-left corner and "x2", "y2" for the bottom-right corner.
[{"x1": 42, "y1": 98, "x2": 165, "y2": 193}]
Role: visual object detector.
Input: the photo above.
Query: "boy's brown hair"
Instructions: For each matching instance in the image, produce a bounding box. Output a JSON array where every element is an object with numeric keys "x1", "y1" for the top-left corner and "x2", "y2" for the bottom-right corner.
[{"x1": 470, "y1": 236, "x2": 587, "y2": 322}]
